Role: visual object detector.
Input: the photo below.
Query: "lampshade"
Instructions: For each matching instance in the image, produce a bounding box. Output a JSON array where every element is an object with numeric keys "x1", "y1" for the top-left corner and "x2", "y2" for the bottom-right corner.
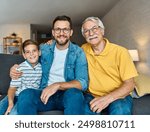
[{"x1": 128, "y1": 49, "x2": 139, "y2": 61}]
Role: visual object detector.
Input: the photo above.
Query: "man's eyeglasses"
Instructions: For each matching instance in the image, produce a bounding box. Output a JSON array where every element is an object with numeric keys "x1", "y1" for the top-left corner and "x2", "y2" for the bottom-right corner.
[
  {"x1": 83, "y1": 26, "x2": 100, "y2": 35},
  {"x1": 53, "y1": 28, "x2": 71, "y2": 34}
]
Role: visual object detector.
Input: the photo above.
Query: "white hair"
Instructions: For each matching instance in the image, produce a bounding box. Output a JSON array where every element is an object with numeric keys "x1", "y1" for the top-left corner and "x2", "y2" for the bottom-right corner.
[{"x1": 81, "y1": 16, "x2": 105, "y2": 36}]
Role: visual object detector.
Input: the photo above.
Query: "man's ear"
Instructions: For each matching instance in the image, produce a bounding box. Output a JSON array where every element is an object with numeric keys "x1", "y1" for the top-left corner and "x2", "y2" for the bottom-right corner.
[
  {"x1": 70, "y1": 29, "x2": 73, "y2": 37},
  {"x1": 101, "y1": 29, "x2": 104, "y2": 36},
  {"x1": 52, "y1": 29, "x2": 54, "y2": 37},
  {"x1": 39, "y1": 50, "x2": 41, "y2": 56}
]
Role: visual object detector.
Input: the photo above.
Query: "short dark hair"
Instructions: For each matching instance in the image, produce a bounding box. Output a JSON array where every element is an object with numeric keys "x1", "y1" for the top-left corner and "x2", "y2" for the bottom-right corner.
[
  {"x1": 22, "y1": 39, "x2": 39, "y2": 53},
  {"x1": 52, "y1": 15, "x2": 73, "y2": 29}
]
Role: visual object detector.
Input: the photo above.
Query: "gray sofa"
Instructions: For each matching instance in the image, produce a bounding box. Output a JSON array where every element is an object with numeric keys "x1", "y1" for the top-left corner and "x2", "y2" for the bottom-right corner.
[{"x1": 0, "y1": 53, "x2": 150, "y2": 115}]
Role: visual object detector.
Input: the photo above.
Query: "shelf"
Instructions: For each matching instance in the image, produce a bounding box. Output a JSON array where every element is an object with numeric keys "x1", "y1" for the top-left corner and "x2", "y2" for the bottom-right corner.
[{"x1": 3, "y1": 35, "x2": 22, "y2": 54}]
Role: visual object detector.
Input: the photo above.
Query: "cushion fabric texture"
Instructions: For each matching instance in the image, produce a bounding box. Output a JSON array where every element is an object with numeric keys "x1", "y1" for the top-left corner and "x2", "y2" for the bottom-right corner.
[
  {"x1": 0, "y1": 54, "x2": 24, "y2": 95},
  {"x1": 135, "y1": 73, "x2": 150, "y2": 97}
]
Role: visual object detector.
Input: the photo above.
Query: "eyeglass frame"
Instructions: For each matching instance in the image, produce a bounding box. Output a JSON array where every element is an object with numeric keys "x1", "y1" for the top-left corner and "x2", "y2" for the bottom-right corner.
[
  {"x1": 83, "y1": 25, "x2": 100, "y2": 35},
  {"x1": 53, "y1": 28, "x2": 71, "y2": 34}
]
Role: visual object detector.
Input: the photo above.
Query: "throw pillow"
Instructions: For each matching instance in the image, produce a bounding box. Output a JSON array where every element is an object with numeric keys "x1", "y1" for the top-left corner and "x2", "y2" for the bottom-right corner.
[{"x1": 134, "y1": 73, "x2": 150, "y2": 97}]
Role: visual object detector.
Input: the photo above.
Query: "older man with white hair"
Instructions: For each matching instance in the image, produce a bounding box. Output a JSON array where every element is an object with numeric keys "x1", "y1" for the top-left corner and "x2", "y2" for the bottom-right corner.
[{"x1": 81, "y1": 17, "x2": 138, "y2": 115}]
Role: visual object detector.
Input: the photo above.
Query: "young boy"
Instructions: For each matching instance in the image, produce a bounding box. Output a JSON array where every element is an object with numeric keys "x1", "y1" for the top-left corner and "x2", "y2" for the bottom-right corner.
[{"x1": 0, "y1": 39, "x2": 42, "y2": 115}]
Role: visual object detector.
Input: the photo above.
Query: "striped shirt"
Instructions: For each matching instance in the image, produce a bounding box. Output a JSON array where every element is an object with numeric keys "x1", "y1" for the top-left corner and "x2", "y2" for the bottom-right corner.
[{"x1": 10, "y1": 61, "x2": 42, "y2": 96}]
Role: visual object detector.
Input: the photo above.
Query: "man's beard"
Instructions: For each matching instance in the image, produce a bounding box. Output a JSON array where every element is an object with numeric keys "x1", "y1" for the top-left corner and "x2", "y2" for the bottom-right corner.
[{"x1": 55, "y1": 36, "x2": 70, "y2": 46}]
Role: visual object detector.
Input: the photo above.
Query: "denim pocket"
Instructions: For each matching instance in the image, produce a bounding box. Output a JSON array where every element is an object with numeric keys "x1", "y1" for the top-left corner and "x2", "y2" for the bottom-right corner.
[{"x1": 66, "y1": 64, "x2": 75, "y2": 80}]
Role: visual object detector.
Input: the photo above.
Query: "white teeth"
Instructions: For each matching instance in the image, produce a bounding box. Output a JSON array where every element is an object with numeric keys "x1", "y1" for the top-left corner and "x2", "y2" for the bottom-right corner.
[
  {"x1": 30, "y1": 57, "x2": 35, "y2": 59},
  {"x1": 89, "y1": 38, "x2": 94, "y2": 40},
  {"x1": 89, "y1": 37, "x2": 97, "y2": 40}
]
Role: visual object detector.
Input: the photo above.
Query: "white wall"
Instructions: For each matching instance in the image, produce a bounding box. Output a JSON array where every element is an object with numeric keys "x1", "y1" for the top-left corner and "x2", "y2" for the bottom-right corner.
[
  {"x1": 0, "y1": 24, "x2": 31, "y2": 53},
  {"x1": 102, "y1": 0, "x2": 150, "y2": 75}
]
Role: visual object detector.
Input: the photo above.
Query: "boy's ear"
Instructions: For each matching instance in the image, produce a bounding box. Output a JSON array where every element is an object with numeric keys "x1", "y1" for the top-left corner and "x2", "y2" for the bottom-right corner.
[{"x1": 22, "y1": 52, "x2": 26, "y2": 59}]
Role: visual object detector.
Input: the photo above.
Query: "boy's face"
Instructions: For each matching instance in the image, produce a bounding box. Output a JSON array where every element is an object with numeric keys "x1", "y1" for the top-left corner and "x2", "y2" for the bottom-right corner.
[{"x1": 23, "y1": 44, "x2": 40, "y2": 67}]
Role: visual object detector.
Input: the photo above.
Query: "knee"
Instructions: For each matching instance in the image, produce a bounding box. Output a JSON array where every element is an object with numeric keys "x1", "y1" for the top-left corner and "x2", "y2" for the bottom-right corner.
[
  {"x1": 64, "y1": 88, "x2": 84, "y2": 101},
  {"x1": 64, "y1": 88, "x2": 84, "y2": 104},
  {"x1": 18, "y1": 89, "x2": 40, "y2": 106},
  {"x1": 112, "y1": 107, "x2": 132, "y2": 115},
  {"x1": 19, "y1": 89, "x2": 35, "y2": 101},
  {"x1": 63, "y1": 88, "x2": 84, "y2": 114},
  {"x1": 109, "y1": 103, "x2": 132, "y2": 115}
]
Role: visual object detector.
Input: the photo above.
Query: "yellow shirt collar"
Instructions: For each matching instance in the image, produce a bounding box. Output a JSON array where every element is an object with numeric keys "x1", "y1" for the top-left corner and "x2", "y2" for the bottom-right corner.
[{"x1": 87, "y1": 38, "x2": 111, "y2": 56}]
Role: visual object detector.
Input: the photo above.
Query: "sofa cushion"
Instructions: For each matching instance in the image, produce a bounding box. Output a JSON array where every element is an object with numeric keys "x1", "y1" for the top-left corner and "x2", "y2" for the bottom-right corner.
[
  {"x1": 134, "y1": 73, "x2": 150, "y2": 97},
  {"x1": 133, "y1": 95, "x2": 150, "y2": 115},
  {"x1": 38, "y1": 110, "x2": 64, "y2": 115},
  {"x1": 0, "y1": 54, "x2": 24, "y2": 95},
  {"x1": 0, "y1": 95, "x2": 6, "y2": 101}
]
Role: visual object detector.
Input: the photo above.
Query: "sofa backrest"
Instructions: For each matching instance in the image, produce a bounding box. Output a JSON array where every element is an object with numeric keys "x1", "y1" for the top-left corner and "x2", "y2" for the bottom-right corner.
[{"x1": 0, "y1": 54, "x2": 24, "y2": 95}]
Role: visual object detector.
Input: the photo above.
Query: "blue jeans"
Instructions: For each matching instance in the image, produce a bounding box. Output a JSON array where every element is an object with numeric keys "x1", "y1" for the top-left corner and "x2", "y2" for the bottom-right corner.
[
  {"x1": 0, "y1": 96, "x2": 18, "y2": 115},
  {"x1": 17, "y1": 88, "x2": 85, "y2": 115},
  {"x1": 84, "y1": 93, "x2": 133, "y2": 115}
]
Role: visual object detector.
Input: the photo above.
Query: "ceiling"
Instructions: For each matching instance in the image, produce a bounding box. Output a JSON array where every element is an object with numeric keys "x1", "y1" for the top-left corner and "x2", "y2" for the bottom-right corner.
[{"x1": 0, "y1": 0, "x2": 120, "y2": 32}]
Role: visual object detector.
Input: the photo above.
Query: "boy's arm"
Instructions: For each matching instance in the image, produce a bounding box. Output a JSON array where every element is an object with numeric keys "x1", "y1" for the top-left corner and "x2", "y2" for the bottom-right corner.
[{"x1": 5, "y1": 87, "x2": 17, "y2": 115}]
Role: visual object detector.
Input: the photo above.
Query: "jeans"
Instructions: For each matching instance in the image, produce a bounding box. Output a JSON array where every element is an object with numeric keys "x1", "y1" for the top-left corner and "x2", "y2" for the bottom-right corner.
[
  {"x1": 0, "y1": 96, "x2": 18, "y2": 115},
  {"x1": 84, "y1": 93, "x2": 133, "y2": 115},
  {"x1": 17, "y1": 88, "x2": 85, "y2": 115}
]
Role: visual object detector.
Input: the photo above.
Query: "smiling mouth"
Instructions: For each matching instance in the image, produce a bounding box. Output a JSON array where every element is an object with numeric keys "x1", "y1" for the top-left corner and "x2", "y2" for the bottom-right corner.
[
  {"x1": 29, "y1": 56, "x2": 36, "y2": 59},
  {"x1": 89, "y1": 36, "x2": 97, "y2": 40},
  {"x1": 58, "y1": 35, "x2": 67, "y2": 38}
]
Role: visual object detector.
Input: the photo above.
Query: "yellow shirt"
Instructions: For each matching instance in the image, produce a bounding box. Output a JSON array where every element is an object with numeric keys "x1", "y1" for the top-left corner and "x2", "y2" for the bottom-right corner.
[{"x1": 82, "y1": 39, "x2": 138, "y2": 97}]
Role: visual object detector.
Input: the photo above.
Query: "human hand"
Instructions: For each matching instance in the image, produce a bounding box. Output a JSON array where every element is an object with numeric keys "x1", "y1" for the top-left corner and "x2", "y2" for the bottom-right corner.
[
  {"x1": 10, "y1": 64, "x2": 22, "y2": 80},
  {"x1": 40, "y1": 83, "x2": 60, "y2": 104},
  {"x1": 46, "y1": 39, "x2": 53, "y2": 45},
  {"x1": 90, "y1": 95, "x2": 113, "y2": 113},
  {"x1": 5, "y1": 103, "x2": 14, "y2": 115}
]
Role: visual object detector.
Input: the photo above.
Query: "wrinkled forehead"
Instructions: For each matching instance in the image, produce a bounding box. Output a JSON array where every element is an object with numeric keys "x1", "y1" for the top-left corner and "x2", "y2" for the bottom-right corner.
[{"x1": 82, "y1": 20, "x2": 98, "y2": 29}]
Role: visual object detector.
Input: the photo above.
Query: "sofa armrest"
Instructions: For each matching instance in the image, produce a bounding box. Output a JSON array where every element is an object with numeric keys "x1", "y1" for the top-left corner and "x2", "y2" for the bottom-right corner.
[
  {"x1": 0, "y1": 54, "x2": 24, "y2": 95},
  {"x1": 0, "y1": 94, "x2": 6, "y2": 101}
]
